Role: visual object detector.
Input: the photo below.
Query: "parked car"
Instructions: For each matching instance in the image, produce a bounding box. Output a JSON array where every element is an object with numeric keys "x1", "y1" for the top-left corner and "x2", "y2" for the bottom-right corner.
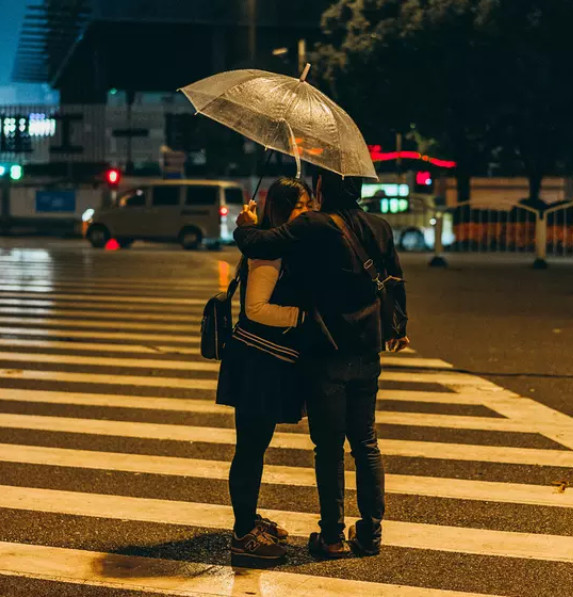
[
  {"x1": 360, "y1": 183, "x2": 454, "y2": 251},
  {"x1": 84, "y1": 179, "x2": 245, "y2": 250}
]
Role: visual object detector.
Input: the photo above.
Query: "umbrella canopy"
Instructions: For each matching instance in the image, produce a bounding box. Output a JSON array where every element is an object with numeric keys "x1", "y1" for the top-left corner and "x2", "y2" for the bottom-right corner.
[{"x1": 179, "y1": 67, "x2": 376, "y2": 179}]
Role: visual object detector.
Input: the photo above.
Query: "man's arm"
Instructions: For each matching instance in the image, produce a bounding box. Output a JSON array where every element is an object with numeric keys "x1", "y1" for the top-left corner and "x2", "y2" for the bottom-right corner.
[
  {"x1": 234, "y1": 211, "x2": 318, "y2": 260},
  {"x1": 379, "y1": 220, "x2": 408, "y2": 342}
]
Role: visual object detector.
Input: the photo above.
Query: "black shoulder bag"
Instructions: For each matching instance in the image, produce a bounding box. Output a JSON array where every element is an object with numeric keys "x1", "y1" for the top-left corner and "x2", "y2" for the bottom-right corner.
[
  {"x1": 329, "y1": 214, "x2": 407, "y2": 345},
  {"x1": 200, "y1": 260, "x2": 243, "y2": 360}
]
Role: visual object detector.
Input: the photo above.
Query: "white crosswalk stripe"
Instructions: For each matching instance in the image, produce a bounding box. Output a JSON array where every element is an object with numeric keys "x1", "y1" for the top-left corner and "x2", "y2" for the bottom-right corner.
[
  {"x1": 0, "y1": 276, "x2": 222, "y2": 288},
  {"x1": 0, "y1": 542, "x2": 506, "y2": 597},
  {"x1": 0, "y1": 337, "x2": 202, "y2": 354},
  {"x1": 0, "y1": 296, "x2": 209, "y2": 313},
  {"x1": 0, "y1": 352, "x2": 218, "y2": 371},
  {"x1": 0, "y1": 382, "x2": 564, "y2": 434},
  {"x1": 0, "y1": 442, "x2": 569, "y2": 509},
  {"x1": 0, "y1": 306, "x2": 205, "y2": 322},
  {"x1": 2, "y1": 484, "x2": 572, "y2": 562},
  {"x1": 2, "y1": 412, "x2": 572, "y2": 466},
  {"x1": 0, "y1": 326, "x2": 201, "y2": 343},
  {"x1": 0, "y1": 290, "x2": 206, "y2": 304},
  {"x1": 0, "y1": 315, "x2": 200, "y2": 331},
  {"x1": 0, "y1": 250, "x2": 571, "y2": 597}
]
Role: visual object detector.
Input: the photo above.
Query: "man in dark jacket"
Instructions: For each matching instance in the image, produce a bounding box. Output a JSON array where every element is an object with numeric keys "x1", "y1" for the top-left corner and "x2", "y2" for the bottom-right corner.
[{"x1": 234, "y1": 170, "x2": 409, "y2": 557}]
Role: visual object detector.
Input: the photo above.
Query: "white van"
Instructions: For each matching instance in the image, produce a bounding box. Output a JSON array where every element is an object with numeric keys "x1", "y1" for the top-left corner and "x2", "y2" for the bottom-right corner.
[
  {"x1": 84, "y1": 179, "x2": 245, "y2": 250},
  {"x1": 360, "y1": 183, "x2": 454, "y2": 251}
]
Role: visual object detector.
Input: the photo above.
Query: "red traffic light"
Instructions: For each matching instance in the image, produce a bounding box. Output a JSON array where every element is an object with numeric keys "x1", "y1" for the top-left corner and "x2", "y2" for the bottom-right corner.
[
  {"x1": 416, "y1": 171, "x2": 432, "y2": 186},
  {"x1": 105, "y1": 168, "x2": 121, "y2": 187}
]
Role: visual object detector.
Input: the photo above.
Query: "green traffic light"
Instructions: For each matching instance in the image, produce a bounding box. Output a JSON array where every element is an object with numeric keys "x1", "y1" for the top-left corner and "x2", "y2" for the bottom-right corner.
[{"x1": 9, "y1": 165, "x2": 23, "y2": 181}]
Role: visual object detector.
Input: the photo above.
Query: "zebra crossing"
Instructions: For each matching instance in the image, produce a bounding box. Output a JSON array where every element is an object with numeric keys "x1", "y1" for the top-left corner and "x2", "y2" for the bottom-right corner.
[{"x1": 0, "y1": 245, "x2": 572, "y2": 597}]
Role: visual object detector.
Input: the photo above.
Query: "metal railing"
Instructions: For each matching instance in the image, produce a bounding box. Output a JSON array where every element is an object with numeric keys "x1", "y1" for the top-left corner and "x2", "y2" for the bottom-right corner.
[{"x1": 450, "y1": 204, "x2": 573, "y2": 255}]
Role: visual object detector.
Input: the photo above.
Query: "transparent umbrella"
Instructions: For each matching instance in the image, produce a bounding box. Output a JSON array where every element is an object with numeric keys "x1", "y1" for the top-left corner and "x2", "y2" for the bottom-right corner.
[{"x1": 179, "y1": 65, "x2": 376, "y2": 179}]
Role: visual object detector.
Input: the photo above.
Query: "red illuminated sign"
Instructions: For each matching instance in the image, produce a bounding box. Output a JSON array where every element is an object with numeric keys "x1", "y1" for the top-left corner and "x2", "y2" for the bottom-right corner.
[{"x1": 368, "y1": 145, "x2": 457, "y2": 169}]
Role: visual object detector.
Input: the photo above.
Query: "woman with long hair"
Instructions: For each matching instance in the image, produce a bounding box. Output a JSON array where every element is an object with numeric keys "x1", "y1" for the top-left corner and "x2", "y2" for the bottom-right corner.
[{"x1": 217, "y1": 177, "x2": 313, "y2": 565}]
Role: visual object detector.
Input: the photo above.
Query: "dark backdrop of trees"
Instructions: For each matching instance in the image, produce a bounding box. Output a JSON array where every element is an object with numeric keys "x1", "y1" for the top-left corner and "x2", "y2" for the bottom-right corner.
[{"x1": 313, "y1": 0, "x2": 573, "y2": 202}]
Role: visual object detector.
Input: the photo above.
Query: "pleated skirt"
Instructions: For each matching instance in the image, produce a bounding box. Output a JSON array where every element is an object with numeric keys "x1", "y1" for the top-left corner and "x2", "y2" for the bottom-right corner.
[{"x1": 216, "y1": 337, "x2": 306, "y2": 424}]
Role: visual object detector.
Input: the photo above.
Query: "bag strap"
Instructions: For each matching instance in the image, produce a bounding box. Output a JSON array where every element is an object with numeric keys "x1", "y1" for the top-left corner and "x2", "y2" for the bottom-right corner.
[
  {"x1": 226, "y1": 256, "x2": 245, "y2": 300},
  {"x1": 328, "y1": 213, "x2": 402, "y2": 292}
]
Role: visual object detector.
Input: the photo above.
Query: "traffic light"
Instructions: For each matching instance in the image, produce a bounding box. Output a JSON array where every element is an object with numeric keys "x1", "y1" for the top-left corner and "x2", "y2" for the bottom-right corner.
[
  {"x1": 105, "y1": 168, "x2": 121, "y2": 188},
  {"x1": 414, "y1": 170, "x2": 434, "y2": 194}
]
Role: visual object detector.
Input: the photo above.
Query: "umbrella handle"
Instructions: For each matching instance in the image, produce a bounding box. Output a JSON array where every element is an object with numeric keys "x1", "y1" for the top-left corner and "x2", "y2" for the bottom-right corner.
[
  {"x1": 286, "y1": 121, "x2": 302, "y2": 179},
  {"x1": 250, "y1": 150, "x2": 274, "y2": 202}
]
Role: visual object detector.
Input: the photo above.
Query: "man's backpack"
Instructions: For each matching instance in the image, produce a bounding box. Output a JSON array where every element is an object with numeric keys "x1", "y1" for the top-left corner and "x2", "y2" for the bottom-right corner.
[{"x1": 328, "y1": 214, "x2": 406, "y2": 346}]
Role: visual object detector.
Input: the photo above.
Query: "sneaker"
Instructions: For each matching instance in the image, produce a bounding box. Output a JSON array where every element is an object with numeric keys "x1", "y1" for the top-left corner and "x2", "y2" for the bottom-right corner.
[
  {"x1": 348, "y1": 524, "x2": 380, "y2": 556},
  {"x1": 255, "y1": 514, "x2": 289, "y2": 543},
  {"x1": 231, "y1": 526, "x2": 286, "y2": 566},
  {"x1": 308, "y1": 532, "x2": 351, "y2": 559}
]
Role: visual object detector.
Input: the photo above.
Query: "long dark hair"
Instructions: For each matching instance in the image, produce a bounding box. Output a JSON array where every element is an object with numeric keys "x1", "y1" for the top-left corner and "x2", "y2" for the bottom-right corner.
[{"x1": 259, "y1": 177, "x2": 313, "y2": 229}]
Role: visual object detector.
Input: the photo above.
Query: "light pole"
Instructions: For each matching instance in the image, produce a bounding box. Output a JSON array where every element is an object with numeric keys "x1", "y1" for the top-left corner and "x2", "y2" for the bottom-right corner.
[
  {"x1": 429, "y1": 210, "x2": 448, "y2": 268},
  {"x1": 298, "y1": 39, "x2": 307, "y2": 75},
  {"x1": 247, "y1": 0, "x2": 258, "y2": 189},
  {"x1": 0, "y1": 173, "x2": 10, "y2": 235},
  {"x1": 429, "y1": 175, "x2": 449, "y2": 267},
  {"x1": 248, "y1": 0, "x2": 257, "y2": 65}
]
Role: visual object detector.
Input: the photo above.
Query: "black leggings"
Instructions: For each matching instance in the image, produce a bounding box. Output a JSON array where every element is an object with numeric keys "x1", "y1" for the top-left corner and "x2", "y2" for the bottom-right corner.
[{"x1": 229, "y1": 409, "x2": 276, "y2": 537}]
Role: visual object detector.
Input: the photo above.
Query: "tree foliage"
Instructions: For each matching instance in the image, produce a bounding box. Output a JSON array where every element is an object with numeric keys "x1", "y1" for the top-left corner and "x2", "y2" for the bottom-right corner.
[{"x1": 314, "y1": 0, "x2": 573, "y2": 201}]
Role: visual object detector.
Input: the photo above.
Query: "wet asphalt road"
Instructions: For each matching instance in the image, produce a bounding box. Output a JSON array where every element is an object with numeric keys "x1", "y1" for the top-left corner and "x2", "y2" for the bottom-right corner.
[
  {"x1": 0, "y1": 238, "x2": 571, "y2": 597},
  {"x1": 400, "y1": 252, "x2": 573, "y2": 418}
]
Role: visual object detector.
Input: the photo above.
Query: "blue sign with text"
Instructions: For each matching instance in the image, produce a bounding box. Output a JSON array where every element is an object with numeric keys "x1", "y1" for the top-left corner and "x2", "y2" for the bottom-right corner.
[{"x1": 36, "y1": 191, "x2": 76, "y2": 213}]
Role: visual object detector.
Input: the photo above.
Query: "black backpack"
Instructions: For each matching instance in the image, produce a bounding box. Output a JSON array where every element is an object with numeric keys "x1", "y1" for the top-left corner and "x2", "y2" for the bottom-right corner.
[
  {"x1": 200, "y1": 262, "x2": 242, "y2": 360},
  {"x1": 329, "y1": 214, "x2": 406, "y2": 347}
]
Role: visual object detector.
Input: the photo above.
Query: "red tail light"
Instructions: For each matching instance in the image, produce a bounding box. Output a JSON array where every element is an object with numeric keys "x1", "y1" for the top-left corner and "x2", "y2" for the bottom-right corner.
[
  {"x1": 105, "y1": 168, "x2": 121, "y2": 187},
  {"x1": 219, "y1": 206, "x2": 229, "y2": 217}
]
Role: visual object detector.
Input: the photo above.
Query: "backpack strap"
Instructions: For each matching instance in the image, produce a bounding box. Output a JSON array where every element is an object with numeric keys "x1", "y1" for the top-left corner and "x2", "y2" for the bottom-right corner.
[
  {"x1": 226, "y1": 256, "x2": 245, "y2": 300},
  {"x1": 328, "y1": 213, "x2": 402, "y2": 292}
]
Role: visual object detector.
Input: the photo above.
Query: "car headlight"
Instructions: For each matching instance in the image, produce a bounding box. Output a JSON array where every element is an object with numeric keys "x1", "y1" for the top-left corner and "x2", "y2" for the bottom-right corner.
[{"x1": 82, "y1": 208, "x2": 95, "y2": 222}]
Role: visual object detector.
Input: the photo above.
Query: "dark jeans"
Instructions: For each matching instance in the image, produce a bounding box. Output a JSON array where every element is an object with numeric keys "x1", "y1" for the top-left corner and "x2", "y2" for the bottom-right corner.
[
  {"x1": 229, "y1": 409, "x2": 276, "y2": 537},
  {"x1": 304, "y1": 352, "x2": 385, "y2": 545}
]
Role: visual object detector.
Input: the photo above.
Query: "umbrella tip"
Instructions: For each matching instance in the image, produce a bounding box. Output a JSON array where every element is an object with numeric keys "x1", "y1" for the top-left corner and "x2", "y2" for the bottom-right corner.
[{"x1": 300, "y1": 63, "x2": 311, "y2": 82}]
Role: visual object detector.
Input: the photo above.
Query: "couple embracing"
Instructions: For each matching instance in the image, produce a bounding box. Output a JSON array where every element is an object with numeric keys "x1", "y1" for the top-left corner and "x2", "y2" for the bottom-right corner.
[{"x1": 216, "y1": 168, "x2": 409, "y2": 566}]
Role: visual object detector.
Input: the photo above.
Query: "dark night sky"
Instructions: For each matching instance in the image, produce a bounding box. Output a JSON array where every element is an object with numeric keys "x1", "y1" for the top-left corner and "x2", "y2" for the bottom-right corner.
[{"x1": 0, "y1": 0, "x2": 57, "y2": 104}]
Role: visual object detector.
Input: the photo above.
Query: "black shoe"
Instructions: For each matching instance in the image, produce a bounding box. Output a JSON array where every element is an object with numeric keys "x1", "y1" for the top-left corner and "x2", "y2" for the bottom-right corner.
[
  {"x1": 255, "y1": 514, "x2": 289, "y2": 543},
  {"x1": 348, "y1": 524, "x2": 380, "y2": 556},
  {"x1": 308, "y1": 532, "x2": 351, "y2": 559},
  {"x1": 231, "y1": 527, "x2": 286, "y2": 567}
]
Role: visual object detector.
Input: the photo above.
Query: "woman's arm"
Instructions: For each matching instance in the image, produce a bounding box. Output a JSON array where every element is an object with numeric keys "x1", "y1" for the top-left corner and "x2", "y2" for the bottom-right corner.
[{"x1": 245, "y1": 259, "x2": 301, "y2": 328}]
